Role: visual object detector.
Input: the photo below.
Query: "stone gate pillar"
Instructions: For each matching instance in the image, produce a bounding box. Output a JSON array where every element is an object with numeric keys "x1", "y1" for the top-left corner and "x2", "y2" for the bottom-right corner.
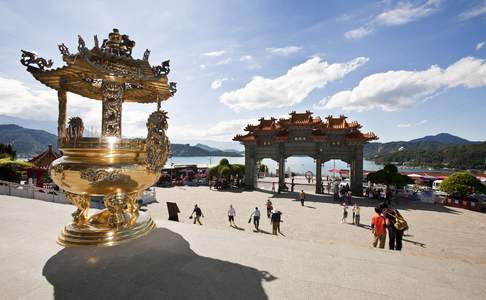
[
  {"x1": 315, "y1": 157, "x2": 322, "y2": 194},
  {"x1": 244, "y1": 145, "x2": 257, "y2": 189},
  {"x1": 351, "y1": 148, "x2": 363, "y2": 196},
  {"x1": 278, "y1": 155, "x2": 285, "y2": 191}
]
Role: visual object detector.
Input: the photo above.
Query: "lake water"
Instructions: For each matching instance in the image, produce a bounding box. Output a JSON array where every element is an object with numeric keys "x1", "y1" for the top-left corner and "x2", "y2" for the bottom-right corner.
[{"x1": 166, "y1": 156, "x2": 385, "y2": 175}]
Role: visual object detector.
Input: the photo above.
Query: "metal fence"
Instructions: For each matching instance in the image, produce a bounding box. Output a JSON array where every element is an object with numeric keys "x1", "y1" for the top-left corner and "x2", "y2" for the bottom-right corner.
[{"x1": 0, "y1": 180, "x2": 157, "y2": 207}]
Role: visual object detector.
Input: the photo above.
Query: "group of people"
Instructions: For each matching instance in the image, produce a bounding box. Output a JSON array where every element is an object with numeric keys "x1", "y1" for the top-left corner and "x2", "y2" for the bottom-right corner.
[
  {"x1": 366, "y1": 187, "x2": 392, "y2": 205},
  {"x1": 341, "y1": 203, "x2": 361, "y2": 225},
  {"x1": 371, "y1": 204, "x2": 408, "y2": 251},
  {"x1": 190, "y1": 200, "x2": 284, "y2": 236}
]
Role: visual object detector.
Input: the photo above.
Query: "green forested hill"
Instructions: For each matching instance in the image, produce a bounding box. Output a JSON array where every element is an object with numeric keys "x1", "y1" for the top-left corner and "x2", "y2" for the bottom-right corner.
[
  {"x1": 368, "y1": 142, "x2": 486, "y2": 170},
  {"x1": 0, "y1": 124, "x2": 57, "y2": 157}
]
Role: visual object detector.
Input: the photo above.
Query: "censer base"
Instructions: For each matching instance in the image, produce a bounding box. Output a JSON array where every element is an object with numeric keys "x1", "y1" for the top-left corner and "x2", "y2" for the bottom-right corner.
[{"x1": 57, "y1": 212, "x2": 156, "y2": 247}]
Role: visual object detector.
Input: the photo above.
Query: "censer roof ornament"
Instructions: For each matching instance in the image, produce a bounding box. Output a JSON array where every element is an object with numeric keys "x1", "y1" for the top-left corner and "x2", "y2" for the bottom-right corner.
[{"x1": 20, "y1": 28, "x2": 177, "y2": 103}]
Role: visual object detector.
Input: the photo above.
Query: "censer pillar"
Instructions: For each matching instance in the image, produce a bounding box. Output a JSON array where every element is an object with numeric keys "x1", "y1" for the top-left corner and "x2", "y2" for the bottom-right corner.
[
  {"x1": 101, "y1": 81, "x2": 124, "y2": 137},
  {"x1": 57, "y1": 89, "x2": 67, "y2": 140}
]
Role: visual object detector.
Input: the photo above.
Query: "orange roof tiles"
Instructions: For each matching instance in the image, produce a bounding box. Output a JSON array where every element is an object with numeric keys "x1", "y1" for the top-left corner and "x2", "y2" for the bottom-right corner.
[
  {"x1": 29, "y1": 144, "x2": 62, "y2": 169},
  {"x1": 235, "y1": 111, "x2": 378, "y2": 143}
]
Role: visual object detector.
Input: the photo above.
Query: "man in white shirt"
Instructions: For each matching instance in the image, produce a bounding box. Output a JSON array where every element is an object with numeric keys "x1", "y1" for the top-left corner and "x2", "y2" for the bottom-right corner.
[
  {"x1": 250, "y1": 207, "x2": 261, "y2": 231},
  {"x1": 228, "y1": 205, "x2": 236, "y2": 226}
]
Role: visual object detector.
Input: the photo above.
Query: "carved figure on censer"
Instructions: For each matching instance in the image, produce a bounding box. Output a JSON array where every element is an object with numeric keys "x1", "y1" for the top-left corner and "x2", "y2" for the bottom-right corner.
[
  {"x1": 146, "y1": 110, "x2": 170, "y2": 173},
  {"x1": 67, "y1": 117, "x2": 84, "y2": 140},
  {"x1": 21, "y1": 28, "x2": 177, "y2": 246}
]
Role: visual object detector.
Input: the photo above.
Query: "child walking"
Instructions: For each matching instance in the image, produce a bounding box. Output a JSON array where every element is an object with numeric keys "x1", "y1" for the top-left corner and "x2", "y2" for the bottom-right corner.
[{"x1": 341, "y1": 203, "x2": 348, "y2": 224}]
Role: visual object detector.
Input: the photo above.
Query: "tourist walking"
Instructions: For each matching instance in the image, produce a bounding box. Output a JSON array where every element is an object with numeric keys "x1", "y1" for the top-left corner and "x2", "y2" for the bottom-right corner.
[
  {"x1": 190, "y1": 204, "x2": 204, "y2": 225},
  {"x1": 249, "y1": 207, "x2": 261, "y2": 231},
  {"x1": 347, "y1": 190, "x2": 352, "y2": 204},
  {"x1": 333, "y1": 184, "x2": 339, "y2": 201},
  {"x1": 341, "y1": 203, "x2": 348, "y2": 223},
  {"x1": 386, "y1": 189, "x2": 392, "y2": 205},
  {"x1": 299, "y1": 190, "x2": 305, "y2": 206},
  {"x1": 384, "y1": 208, "x2": 407, "y2": 251},
  {"x1": 266, "y1": 199, "x2": 273, "y2": 218},
  {"x1": 270, "y1": 210, "x2": 282, "y2": 235},
  {"x1": 371, "y1": 207, "x2": 386, "y2": 248},
  {"x1": 326, "y1": 182, "x2": 331, "y2": 194},
  {"x1": 227, "y1": 204, "x2": 236, "y2": 226},
  {"x1": 352, "y1": 204, "x2": 360, "y2": 225},
  {"x1": 272, "y1": 182, "x2": 276, "y2": 193}
]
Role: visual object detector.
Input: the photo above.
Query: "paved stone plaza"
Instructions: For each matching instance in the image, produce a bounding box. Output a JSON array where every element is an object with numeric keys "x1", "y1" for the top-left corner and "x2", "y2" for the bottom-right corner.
[{"x1": 1, "y1": 189, "x2": 486, "y2": 299}]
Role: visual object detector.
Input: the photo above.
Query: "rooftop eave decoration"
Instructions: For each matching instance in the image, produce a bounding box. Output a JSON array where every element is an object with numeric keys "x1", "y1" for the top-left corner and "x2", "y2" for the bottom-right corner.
[
  {"x1": 20, "y1": 28, "x2": 177, "y2": 103},
  {"x1": 235, "y1": 111, "x2": 379, "y2": 144}
]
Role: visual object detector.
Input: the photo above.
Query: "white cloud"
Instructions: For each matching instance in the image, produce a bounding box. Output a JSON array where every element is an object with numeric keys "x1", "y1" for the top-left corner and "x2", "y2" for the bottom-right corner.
[
  {"x1": 247, "y1": 63, "x2": 262, "y2": 70},
  {"x1": 397, "y1": 119, "x2": 427, "y2": 128},
  {"x1": 211, "y1": 78, "x2": 228, "y2": 90},
  {"x1": 0, "y1": 77, "x2": 104, "y2": 125},
  {"x1": 459, "y1": 0, "x2": 486, "y2": 20},
  {"x1": 266, "y1": 46, "x2": 303, "y2": 56},
  {"x1": 220, "y1": 56, "x2": 369, "y2": 111},
  {"x1": 476, "y1": 42, "x2": 485, "y2": 51},
  {"x1": 344, "y1": 26, "x2": 374, "y2": 40},
  {"x1": 216, "y1": 57, "x2": 232, "y2": 65},
  {"x1": 375, "y1": 0, "x2": 440, "y2": 26},
  {"x1": 335, "y1": 14, "x2": 352, "y2": 22},
  {"x1": 345, "y1": 0, "x2": 440, "y2": 40},
  {"x1": 319, "y1": 56, "x2": 486, "y2": 112},
  {"x1": 168, "y1": 119, "x2": 257, "y2": 142},
  {"x1": 0, "y1": 77, "x2": 162, "y2": 138},
  {"x1": 240, "y1": 55, "x2": 253, "y2": 61},
  {"x1": 201, "y1": 50, "x2": 226, "y2": 57},
  {"x1": 200, "y1": 64, "x2": 207, "y2": 70}
]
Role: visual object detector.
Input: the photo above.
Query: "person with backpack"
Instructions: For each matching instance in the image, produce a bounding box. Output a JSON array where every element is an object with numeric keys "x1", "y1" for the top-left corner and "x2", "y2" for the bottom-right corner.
[{"x1": 384, "y1": 208, "x2": 408, "y2": 251}]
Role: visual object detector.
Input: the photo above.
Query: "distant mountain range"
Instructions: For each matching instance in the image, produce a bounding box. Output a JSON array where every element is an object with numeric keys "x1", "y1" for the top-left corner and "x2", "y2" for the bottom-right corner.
[
  {"x1": 364, "y1": 133, "x2": 485, "y2": 170},
  {"x1": 171, "y1": 144, "x2": 242, "y2": 157},
  {"x1": 0, "y1": 124, "x2": 58, "y2": 157},
  {"x1": 0, "y1": 123, "x2": 484, "y2": 169},
  {"x1": 0, "y1": 124, "x2": 242, "y2": 157}
]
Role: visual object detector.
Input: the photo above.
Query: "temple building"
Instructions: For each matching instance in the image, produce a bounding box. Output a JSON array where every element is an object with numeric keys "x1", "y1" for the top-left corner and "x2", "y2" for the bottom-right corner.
[
  {"x1": 233, "y1": 111, "x2": 378, "y2": 195},
  {"x1": 27, "y1": 144, "x2": 62, "y2": 187}
]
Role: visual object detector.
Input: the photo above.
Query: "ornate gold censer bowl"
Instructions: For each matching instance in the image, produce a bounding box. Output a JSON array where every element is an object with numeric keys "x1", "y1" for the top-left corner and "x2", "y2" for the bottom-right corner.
[{"x1": 21, "y1": 29, "x2": 175, "y2": 246}]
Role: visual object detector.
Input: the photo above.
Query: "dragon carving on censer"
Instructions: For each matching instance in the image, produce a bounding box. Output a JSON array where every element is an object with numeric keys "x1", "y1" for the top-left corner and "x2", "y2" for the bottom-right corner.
[{"x1": 145, "y1": 110, "x2": 170, "y2": 173}]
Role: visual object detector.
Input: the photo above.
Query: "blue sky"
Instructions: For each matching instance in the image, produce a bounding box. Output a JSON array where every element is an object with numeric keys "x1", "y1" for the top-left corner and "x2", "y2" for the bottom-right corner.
[{"x1": 0, "y1": 0, "x2": 485, "y2": 149}]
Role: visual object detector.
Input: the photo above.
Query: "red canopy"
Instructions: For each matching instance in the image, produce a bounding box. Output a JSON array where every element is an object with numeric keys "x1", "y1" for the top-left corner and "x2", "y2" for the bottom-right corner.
[{"x1": 328, "y1": 168, "x2": 341, "y2": 173}]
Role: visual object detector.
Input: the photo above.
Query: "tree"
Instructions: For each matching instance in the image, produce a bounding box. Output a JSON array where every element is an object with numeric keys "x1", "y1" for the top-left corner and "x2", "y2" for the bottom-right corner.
[
  {"x1": 0, "y1": 160, "x2": 31, "y2": 183},
  {"x1": 439, "y1": 172, "x2": 485, "y2": 197},
  {"x1": 259, "y1": 163, "x2": 268, "y2": 174},
  {"x1": 0, "y1": 143, "x2": 16, "y2": 160},
  {"x1": 367, "y1": 164, "x2": 414, "y2": 189},
  {"x1": 208, "y1": 159, "x2": 245, "y2": 181}
]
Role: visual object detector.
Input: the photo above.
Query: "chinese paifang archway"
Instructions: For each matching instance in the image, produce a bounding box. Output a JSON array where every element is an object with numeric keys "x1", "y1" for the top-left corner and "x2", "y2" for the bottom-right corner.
[{"x1": 233, "y1": 111, "x2": 378, "y2": 195}]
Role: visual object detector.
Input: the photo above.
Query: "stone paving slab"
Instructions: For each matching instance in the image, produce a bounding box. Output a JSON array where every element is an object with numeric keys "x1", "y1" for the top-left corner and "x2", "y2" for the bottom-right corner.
[{"x1": 1, "y1": 195, "x2": 486, "y2": 300}]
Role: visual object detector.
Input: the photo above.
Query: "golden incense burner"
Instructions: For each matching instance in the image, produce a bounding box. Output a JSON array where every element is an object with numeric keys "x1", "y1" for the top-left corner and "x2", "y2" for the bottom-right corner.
[{"x1": 21, "y1": 29, "x2": 175, "y2": 246}]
